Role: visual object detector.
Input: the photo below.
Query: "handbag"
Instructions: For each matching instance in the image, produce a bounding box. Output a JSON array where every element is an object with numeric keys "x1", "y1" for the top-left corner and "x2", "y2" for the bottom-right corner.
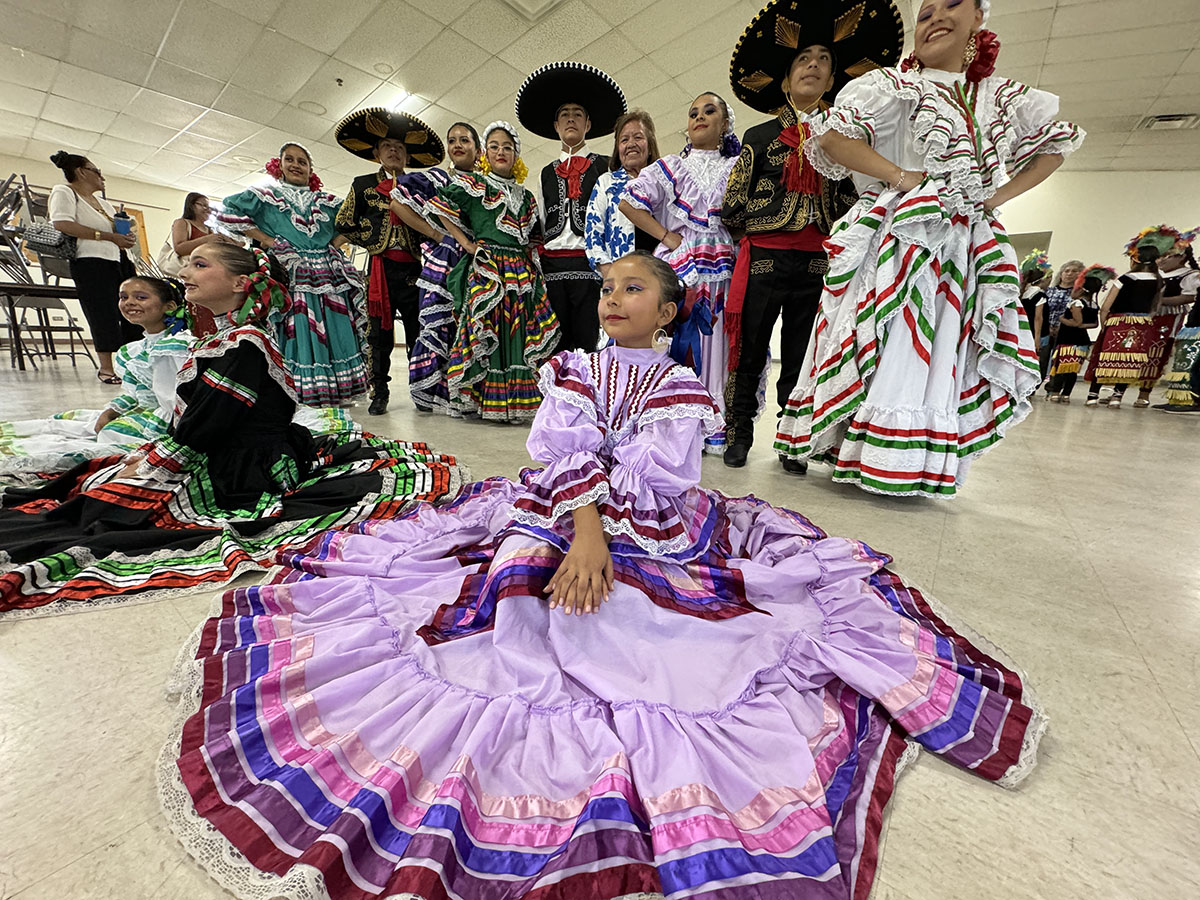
[
  {"x1": 23, "y1": 220, "x2": 76, "y2": 259},
  {"x1": 155, "y1": 236, "x2": 184, "y2": 276}
]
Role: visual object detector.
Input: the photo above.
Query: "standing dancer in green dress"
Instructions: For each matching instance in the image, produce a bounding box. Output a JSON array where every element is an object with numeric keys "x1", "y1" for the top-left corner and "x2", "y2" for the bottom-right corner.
[
  {"x1": 427, "y1": 121, "x2": 560, "y2": 421},
  {"x1": 220, "y1": 143, "x2": 368, "y2": 407}
]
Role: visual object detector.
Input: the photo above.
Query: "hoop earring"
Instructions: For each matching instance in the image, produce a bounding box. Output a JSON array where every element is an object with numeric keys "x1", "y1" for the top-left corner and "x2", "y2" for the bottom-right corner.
[
  {"x1": 963, "y1": 32, "x2": 978, "y2": 67},
  {"x1": 652, "y1": 327, "x2": 669, "y2": 351}
]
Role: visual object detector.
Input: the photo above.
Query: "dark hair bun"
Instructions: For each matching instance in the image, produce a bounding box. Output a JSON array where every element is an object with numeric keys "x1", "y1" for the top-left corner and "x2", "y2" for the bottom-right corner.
[{"x1": 50, "y1": 150, "x2": 70, "y2": 167}]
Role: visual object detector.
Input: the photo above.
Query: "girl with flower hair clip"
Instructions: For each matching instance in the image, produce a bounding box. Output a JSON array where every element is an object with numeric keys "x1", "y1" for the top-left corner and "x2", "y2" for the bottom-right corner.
[
  {"x1": 619, "y1": 91, "x2": 743, "y2": 454},
  {"x1": 0, "y1": 242, "x2": 466, "y2": 616},
  {"x1": 219, "y1": 142, "x2": 369, "y2": 408},
  {"x1": 774, "y1": 0, "x2": 1084, "y2": 497}
]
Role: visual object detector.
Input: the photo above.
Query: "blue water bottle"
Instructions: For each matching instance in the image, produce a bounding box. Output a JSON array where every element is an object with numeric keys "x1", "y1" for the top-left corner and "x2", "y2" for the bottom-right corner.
[{"x1": 114, "y1": 204, "x2": 132, "y2": 235}]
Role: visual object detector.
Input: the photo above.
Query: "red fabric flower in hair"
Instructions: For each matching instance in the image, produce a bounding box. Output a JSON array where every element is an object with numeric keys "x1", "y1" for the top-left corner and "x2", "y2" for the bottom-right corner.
[
  {"x1": 265, "y1": 157, "x2": 283, "y2": 179},
  {"x1": 966, "y1": 30, "x2": 1000, "y2": 83},
  {"x1": 307, "y1": 172, "x2": 323, "y2": 191}
]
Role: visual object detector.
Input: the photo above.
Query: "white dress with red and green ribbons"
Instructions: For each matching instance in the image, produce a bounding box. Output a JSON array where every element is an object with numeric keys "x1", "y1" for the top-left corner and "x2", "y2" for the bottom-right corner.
[{"x1": 774, "y1": 67, "x2": 1084, "y2": 498}]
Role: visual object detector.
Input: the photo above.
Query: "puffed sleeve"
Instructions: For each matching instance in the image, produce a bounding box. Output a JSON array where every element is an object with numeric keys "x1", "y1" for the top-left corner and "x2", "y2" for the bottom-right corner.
[
  {"x1": 720, "y1": 142, "x2": 755, "y2": 231},
  {"x1": 805, "y1": 68, "x2": 909, "y2": 180},
  {"x1": 136, "y1": 341, "x2": 270, "y2": 479},
  {"x1": 427, "y1": 178, "x2": 470, "y2": 230},
  {"x1": 391, "y1": 169, "x2": 449, "y2": 232},
  {"x1": 217, "y1": 188, "x2": 265, "y2": 236},
  {"x1": 1001, "y1": 81, "x2": 1085, "y2": 172},
  {"x1": 622, "y1": 158, "x2": 672, "y2": 217},
  {"x1": 149, "y1": 333, "x2": 191, "y2": 420},
  {"x1": 510, "y1": 353, "x2": 610, "y2": 526}
]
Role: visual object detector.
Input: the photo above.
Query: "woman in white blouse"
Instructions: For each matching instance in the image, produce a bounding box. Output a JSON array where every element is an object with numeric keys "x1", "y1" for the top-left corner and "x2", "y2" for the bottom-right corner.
[{"x1": 48, "y1": 150, "x2": 141, "y2": 383}]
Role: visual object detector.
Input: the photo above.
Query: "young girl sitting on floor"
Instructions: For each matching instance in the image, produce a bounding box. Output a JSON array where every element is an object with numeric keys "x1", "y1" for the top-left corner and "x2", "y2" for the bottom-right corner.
[
  {"x1": 0, "y1": 276, "x2": 192, "y2": 476},
  {"x1": 0, "y1": 244, "x2": 464, "y2": 618},
  {"x1": 164, "y1": 250, "x2": 1044, "y2": 900}
]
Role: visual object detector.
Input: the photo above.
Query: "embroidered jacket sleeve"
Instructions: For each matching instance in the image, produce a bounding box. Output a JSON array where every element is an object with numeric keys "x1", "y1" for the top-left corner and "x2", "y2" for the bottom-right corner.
[
  {"x1": 720, "y1": 141, "x2": 756, "y2": 232},
  {"x1": 137, "y1": 342, "x2": 269, "y2": 478},
  {"x1": 333, "y1": 175, "x2": 374, "y2": 245}
]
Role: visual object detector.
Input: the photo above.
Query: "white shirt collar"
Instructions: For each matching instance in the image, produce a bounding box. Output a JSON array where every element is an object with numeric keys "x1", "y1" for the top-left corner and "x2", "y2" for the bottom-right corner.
[{"x1": 559, "y1": 142, "x2": 589, "y2": 162}]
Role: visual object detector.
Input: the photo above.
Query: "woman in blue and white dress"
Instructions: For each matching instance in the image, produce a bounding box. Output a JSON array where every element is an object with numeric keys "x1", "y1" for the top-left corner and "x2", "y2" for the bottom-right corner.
[{"x1": 584, "y1": 110, "x2": 662, "y2": 276}]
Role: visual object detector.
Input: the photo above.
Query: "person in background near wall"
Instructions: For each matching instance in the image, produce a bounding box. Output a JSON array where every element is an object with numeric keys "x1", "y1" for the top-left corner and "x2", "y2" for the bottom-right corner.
[
  {"x1": 170, "y1": 192, "x2": 235, "y2": 337},
  {"x1": 1156, "y1": 234, "x2": 1200, "y2": 413},
  {"x1": 1085, "y1": 226, "x2": 1190, "y2": 409},
  {"x1": 220, "y1": 142, "x2": 368, "y2": 408},
  {"x1": 48, "y1": 150, "x2": 141, "y2": 384},
  {"x1": 584, "y1": 109, "x2": 662, "y2": 276},
  {"x1": 1044, "y1": 264, "x2": 1112, "y2": 403},
  {"x1": 723, "y1": 0, "x2": 899, "y2": 471},
  {"x1": 1018, "y1": 249, "x2": 1052, "y2": 366},
  {"x1": 516, "y1": 61, "x2": 628, "y2": 353},
  {"x1": 334, "y1": 108, "x2": 446, "y2": 415},
  {"x1": 1035, "y1": 258, "x2": 1083, "y2": 391}
]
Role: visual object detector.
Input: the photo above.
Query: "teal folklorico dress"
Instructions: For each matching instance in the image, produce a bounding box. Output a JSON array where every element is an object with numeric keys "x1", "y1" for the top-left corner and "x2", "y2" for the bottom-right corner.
[{"x1": 220, "y1": 181, "x2": 369, "y2": 406}]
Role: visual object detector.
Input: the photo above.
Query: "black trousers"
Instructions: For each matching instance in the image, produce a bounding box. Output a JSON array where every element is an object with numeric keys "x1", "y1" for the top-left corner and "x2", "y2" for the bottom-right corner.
[
  {"x1": 543, "y1": 255, "x2": 601, "y2": 352},
  {"x1": 69, "y1": 255, "x2": 141, "y2": 353},
  {"x1": 727, "y1": 246, "x2": 827, "y2": 445},
  {"x1": 366, "y1": 256, "x2": 420, "y2": 399}
]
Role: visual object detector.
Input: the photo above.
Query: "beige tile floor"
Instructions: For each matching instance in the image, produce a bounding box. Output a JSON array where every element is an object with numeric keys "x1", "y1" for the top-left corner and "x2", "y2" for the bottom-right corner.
[{"x1": 1, "y1": 352, "x2": 1198, "y2": 900}]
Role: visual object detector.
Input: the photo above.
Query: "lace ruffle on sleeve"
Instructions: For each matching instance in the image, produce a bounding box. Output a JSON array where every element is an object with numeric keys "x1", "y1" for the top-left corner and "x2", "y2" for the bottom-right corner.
[
  {"x1": 998, "y1": 81, "x2": 1085, "y2": 172},
  {"x1": 805, "y1": 69, "x2": 909, "y2": 180},
  {"x1": 216, "y1": 188, "x2": 264, "y2": 236}
]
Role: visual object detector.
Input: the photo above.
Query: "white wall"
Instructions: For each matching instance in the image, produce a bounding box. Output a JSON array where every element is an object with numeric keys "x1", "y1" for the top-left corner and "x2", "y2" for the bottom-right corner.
[{"x1": 1001, "y1": 170, "x2": 1200, "y2": 272}]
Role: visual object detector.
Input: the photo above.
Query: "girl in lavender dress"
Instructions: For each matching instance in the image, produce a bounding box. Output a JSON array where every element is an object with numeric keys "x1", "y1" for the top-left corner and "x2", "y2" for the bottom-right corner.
[
  {"x1": 619, "y1": 93, "x2": 740, "y2": 453},
  {"x1": 163, "y1": 251, "x2": 1044, "y2": 900}
]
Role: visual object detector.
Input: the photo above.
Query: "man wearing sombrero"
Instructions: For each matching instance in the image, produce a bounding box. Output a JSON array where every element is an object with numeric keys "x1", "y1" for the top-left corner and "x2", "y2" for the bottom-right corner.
[
  {"x1": 721, "y1": 0, "x2": 903, "y2": 471},
  {"x1": 334, "y1": 107, "x2": 444, "y2": 415},
  {"x1": 516, "y1": 62, "x2": 626, "y2": 352}
]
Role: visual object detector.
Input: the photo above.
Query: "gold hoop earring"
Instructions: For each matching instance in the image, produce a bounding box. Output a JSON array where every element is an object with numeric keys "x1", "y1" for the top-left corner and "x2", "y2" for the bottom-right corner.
[
  {"x1": 652, "y1": 327, "x2": 669, "y2": 351},
  {"x1": 963, "y1": 32, "x2": 978, "y2": 67}
]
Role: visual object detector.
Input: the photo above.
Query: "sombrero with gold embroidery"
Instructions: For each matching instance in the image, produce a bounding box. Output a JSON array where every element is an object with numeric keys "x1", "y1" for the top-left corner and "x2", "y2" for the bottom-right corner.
[
  {"x1": 334, "y1": 107, "x2": 444, "y2": 168},
  {"x1": 730, "y1": 0, "x2": 905, "y2": 113}
]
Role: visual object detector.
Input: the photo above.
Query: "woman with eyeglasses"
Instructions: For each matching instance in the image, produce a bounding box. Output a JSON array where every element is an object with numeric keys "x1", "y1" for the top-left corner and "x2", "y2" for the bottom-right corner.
[{"x1": 48, "y1": 150, "x2": 142, "y2": 383}]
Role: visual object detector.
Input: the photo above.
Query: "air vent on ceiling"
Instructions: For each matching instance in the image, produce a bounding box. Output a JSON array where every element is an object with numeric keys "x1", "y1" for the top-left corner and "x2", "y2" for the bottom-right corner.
[{"x1": 1137, "y1": 114, "x2": 1199, "y2": 131}]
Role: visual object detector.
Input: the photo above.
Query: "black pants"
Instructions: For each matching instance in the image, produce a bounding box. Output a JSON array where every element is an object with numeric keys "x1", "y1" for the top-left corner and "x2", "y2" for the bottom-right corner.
[
  {"x1": 543, "y1": 255, "x2": 601, "y2": 352},
  {"x1": 727, "y1": 246, "x2": 827, "y2": 445},
  {"x1": 69, "y1": 256, "x2": 141, "y2": 353},
  {"x1": 1046, "y1": 372, "x2": 1079, "y2": 396},
  {"x1": 366, "y1": 257, "x2": 420, "y2": 400}
]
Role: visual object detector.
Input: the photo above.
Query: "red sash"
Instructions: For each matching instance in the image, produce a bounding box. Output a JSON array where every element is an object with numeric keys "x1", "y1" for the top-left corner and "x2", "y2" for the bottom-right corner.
[{"x1": 368, "y1": 248, "x2": 416, "y2": 327}]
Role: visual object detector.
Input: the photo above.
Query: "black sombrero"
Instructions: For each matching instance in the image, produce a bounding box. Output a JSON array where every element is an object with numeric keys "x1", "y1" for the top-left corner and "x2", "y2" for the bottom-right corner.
[
  {"x1": 334, "y1": 107, "x2": 445, "y2": 168},
  {"x1": 515, "y1": 62, "x2": 627, "y2": 141},
  {"x1": 730, "y1": 0, "x2": 905, "y2": 113}
]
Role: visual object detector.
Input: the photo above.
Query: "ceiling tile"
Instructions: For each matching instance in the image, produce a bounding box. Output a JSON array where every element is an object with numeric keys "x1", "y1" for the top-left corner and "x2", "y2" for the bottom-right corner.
[
  {"x1": 124, "y1": 90, "x2": 207, "y2": 131},
  {"x1": 0, "y1": 135, "x2": 30, "y2": 158},
  {"x1": 0, "y1": 84, "x2": 48, "y2": 117},
  {"x1": 20, "y1": 0, "x2": 81, "y2": 24},
  {"x1": 191, "y1": 161, "x2": 257, "y2": 183},
  {"x1": 1048, "y1": 76, "x2": 1172, "y2": 102},
  {"x1": 145, "y1": 61, "x2": 225, "y2": 109},
  {"x1": 71, "y1": 0, "x2": 178, "y2": 55},
  {"x1": 449, "y1": 0, "x2": 535, "y2": 54},
  {"x1": 41, "y1": 94, "x2": 118, "y2": 132},
  {"x1": 1148, "y1": 95, "x2": 1200, "y2": 117},
  {"x1": 391, "y1": 32, "x2": 488, "y2": 104},
  {"x1": 235, "y1": 126, "x2": 298, "y2": 158},
  {"x1": 1164, "y1": 72, "x2": 1200, "y2": 97},
  {"x1": 334, "y1": 1, "x2": 445, "y2": 77},
  {"x1": 0, "y1": 109, "x2": 38, "y2": 140},
  {"x1": 581, "y1": 0, "x2": 652, "y2": 26},
  {"x1": 574, "y1": 31, "x2": 643, "y2": 74},
  {"x1": 142, "y1": 149, "x2": 208, "y2": 178},
  {"x1": 164, "y1": 130, "x2": 233, "y2": 160},
  {"x1": 229, "y1": 30, "x2": 325, "y2": 103},
  {"x1": 186, "y1": 110, "x2": 263, "y2": 145},
  {"x1": 423, "y1": 0, "x2": 475, "y2": 24},
  {"x1": 613, "y1": 58, "x2": 671, "y2": 100},
  {"x1": 1046, "y1": 24, "x2": 1200, "y2": 65},
  {"x1": 358, "y1": 82, "x2": 422, "y2": 115},
  {"x1": 63, "y1": 28, "x2": 155, "y2": 84},
  {"x1": 160, "y1": 0, "x2": 265, "y2": 80},
  {"x1": 212, "y1": 84, "x2": 286, "y2": 122},
  {"x1": 291, "y1": 59, "x2": 382, "y2": 124},
  {"x1": 269, "y1": 105, "x2": 334, "y2": 143},
  {"x1": 496, "y1": 0, "x2": 614, "y2": 70},
  {"x1": 1051, "y1": 0, "x2": 1200, "y2": 37},
  {"x1": 90, "y1": 134, "x2": 159, "y2": 166},
  {"x1": 106, "y1": 114, "x2": 181, "y2": 148},
  {"x1": 270, "y1": 0, "x2": 380, "y2": 54},
  {"x1": 988, "y1": 10, "x2": 1054, "y2": 43},
  {"x1": 0, "y1": 2, "x2": 71, "y2": 58},
  {"x1": 1040, "y1": 52, "x2": 1187, "y2": 88},
  {"x1": 50, "y1": 62, "x2": 140, "y2": 111},
  {"x1": 1122, "y1": 129, "x2": 1200, "y2": 148},
  {"x1": 209, "y1": 0, "x2": 282, "y2": 24},
  {"x1": 1073, "y1": 115, "x2": 1142, "y2": 134},
  {"x1": 999, "y1": 40, "x2": 1048, "y2": 69},
  {"x1": 1060, "y1": 98, "x2": 1156, "y2": 120},
  {"x1": 436, "y1": 58, "x2": 525, "y2": 121},
  {"x1": 31, "y1": 118, "x2": 101, "y2": 152},
  {"x1": 0, "y1": 46, "x2": 60, "y2": 91},
  {"x1": 1179, "y1": 49, "x2": 1200, "y2": 76}
]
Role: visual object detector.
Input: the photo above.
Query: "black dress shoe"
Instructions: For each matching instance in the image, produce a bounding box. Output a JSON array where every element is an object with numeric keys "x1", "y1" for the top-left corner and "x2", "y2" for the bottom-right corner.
[
  {"x1": 723, "y1": 442, "x2": 751, "y2": 468},
  {"x1": 368, "y1": 396, "x2": 388, "y2": 416},
  {"x1": 779, "y1": 456, "x2": 808, "y2": 476}
]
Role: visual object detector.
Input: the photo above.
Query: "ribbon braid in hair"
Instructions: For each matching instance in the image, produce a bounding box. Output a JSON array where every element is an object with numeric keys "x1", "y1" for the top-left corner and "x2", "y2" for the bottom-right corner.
[{"x1": 230, "y1": 248, "x2": 292, "y2": 326}]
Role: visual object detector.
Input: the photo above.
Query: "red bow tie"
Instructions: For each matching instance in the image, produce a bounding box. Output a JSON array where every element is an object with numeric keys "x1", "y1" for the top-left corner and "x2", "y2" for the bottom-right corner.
[
  {"x1": 778, "y1": 123, "x2": 819, "y2": 196},
  {"x1": 555, "y1": 156, "x2": 590, "y2": 200}
]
